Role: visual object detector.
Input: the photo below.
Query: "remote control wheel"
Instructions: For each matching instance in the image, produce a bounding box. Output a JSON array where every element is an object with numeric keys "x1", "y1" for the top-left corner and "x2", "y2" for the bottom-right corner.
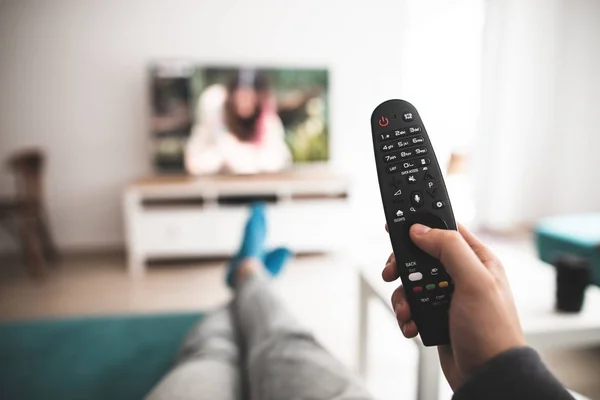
[{"x1": 406, "y1": 212, "x2": 448, "y2": 256}]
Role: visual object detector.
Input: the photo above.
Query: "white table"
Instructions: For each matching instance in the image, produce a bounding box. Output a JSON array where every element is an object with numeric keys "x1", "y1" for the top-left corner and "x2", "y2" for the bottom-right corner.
[{"x1": 357, "y1": 242, "x2": 600, "y2": 400}]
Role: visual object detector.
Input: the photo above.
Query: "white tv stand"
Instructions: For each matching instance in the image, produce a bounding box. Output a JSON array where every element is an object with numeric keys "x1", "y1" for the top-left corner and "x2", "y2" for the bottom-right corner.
[{"x1": 123, "y1": 171, "x2": 350, "y2": 277}]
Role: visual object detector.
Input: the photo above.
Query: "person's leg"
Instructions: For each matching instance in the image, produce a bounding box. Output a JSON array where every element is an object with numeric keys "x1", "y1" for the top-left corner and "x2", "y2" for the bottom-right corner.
[
  {"x1": 234, "y1": 259, "x2": 374, "y2": 400},
  {"x1": 145, "y1": 305, "x2": 242, "y2": 400}
]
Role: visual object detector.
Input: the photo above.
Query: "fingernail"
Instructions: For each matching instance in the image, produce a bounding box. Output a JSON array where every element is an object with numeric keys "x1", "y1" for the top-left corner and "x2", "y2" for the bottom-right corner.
[{"x1": 411, "y1": 224, "x2": 431, "y2": 235}]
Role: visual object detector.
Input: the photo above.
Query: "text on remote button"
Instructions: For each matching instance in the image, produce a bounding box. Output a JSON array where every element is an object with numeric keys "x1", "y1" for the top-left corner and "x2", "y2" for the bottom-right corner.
[
  {"x1": 393, "y1": 129, "x2": 407, "y2": 137},
  {"x1": 408, "y1": 272, "x2": 423, "y2": 281},
  {"x1": 384, "y1": 154, "x2": 398, "y2": 163},
  {"x1": 409, "y1": 126, "x2": 422, "y2": 133},
  {"x1": 412, "y1": 136, "x2": 425, "y2": 144},
  {"x1": 387, "y1": 164, "x2": 400, "y2": 174},
  {"x1": 414, "y1": 147, "x2": 428, "y2": 155},
  {"x1": 379, "y1": 132, "x2": 392, "y2": 141},
  {"x1": 400, "y1": 149, "x2": 414, "y2": 158},
  {"x1": 402, "y1": 161, "x2": 417, "y2": 170},
  {"x1": 381, "y1": 142, "x2": 397, "y2": 152}
]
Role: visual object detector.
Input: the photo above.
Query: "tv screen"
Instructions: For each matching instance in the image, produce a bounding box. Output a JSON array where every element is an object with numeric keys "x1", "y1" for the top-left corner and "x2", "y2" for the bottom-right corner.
[{"x1": 150, "y1": 63, "x2": 329, "y2": 175}]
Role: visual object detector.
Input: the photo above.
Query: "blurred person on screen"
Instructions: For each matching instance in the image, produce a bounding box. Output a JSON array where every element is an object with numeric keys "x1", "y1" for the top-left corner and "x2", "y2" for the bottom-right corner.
[{"x1": 185, "y1": 70, "x2": 291, "y2": 175}]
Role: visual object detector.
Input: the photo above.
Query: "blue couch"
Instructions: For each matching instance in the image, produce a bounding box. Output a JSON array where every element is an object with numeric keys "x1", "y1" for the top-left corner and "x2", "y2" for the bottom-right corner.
[{"x1": 0, "y1": 312, "x2": 202, "y2": 400}]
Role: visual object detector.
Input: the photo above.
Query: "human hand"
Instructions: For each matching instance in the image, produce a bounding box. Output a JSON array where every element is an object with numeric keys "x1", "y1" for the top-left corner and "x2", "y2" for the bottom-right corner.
[{"x1": 384, "y1": 223, "x2": 525, "y2": 390}]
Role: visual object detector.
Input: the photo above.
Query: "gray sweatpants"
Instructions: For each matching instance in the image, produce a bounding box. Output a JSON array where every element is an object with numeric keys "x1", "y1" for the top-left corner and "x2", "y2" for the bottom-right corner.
[{"x1": 146, "y1": 273, "x2": 373, "y2": 400}]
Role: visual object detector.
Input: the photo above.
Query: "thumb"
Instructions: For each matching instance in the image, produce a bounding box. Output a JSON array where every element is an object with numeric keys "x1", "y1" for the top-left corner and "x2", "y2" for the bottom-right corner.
[{"x1": 409, "y1": 224, "x2": 488, "y2": 286}]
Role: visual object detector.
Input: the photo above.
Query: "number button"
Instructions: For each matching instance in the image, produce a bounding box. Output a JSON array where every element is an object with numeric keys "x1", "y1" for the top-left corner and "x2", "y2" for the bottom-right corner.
[
  {"x1": 414, "y1": 147, "x2": 428, "y2": 156},
  {"x1": 384, "y1": 154, "x2": 398, "y2": 163},
  {"x1": 409, "y1": 126, "x2": 422, "y2": 134},
  {"x1": 411, "y1": 136, "x2": 425, "y2": 145},
  {"x1": 402, "y1": 160, "x2": 417, "y2": 170},
  {"x1": 393, "y1": 129, "x2": 407, "y2": 138},
  {"x1": 379, "y1": 132, "x2": 392, "y2": 141},
  {"x1": 381, "y1": 142, "x2": 397, "y2": 152}
]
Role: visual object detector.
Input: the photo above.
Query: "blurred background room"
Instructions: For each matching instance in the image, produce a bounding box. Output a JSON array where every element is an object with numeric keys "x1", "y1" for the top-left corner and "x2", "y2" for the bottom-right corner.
[{"x1": 1, "y1": 0, "x2": 600, "y2": 399}]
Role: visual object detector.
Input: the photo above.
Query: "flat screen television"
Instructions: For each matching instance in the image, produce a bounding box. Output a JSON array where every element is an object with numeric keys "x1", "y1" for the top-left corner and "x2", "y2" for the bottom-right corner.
[{"x1": 150, "y1": 62, "x2": 329, "y2": 175}]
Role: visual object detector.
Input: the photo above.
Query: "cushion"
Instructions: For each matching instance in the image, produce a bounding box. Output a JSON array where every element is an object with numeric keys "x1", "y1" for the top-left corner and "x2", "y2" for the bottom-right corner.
[{"x1": 0, "y1": 312, "x2": 202, "y2": 400}]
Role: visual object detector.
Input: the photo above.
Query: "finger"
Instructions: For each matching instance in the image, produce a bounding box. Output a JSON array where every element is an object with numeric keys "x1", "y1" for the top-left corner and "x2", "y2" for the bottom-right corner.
[
  {"x1": 385, "y1": 223, "x2": 389, "y2": 233},
  {"x1": 382, "y1": 253, "x2": 398, "y2": 282},
  {"x1": 409, "y1": 224, "x2": 488, "y2": 284},
  {"x1": 391, "y1": 285, "x2": 412, "y2": 323},
  {"x1": 457, "y1": 223, "x2": 500, "y2": 267},
  {"x1": 400, "y1": 320, "x2": 418, "y2": 338}
]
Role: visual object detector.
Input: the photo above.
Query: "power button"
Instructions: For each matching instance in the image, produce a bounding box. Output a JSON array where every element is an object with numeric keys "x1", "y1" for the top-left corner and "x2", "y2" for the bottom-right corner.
[{"x1": 378, "y1": 117, "x2": 389, "y2": 127}]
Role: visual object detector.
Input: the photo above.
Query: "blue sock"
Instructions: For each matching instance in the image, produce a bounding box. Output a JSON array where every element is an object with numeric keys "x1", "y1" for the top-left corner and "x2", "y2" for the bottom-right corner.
[
  {"x1": 226, "y1": 203, "x2": 267, "y2": 287},
  {"x1": 264, "y1": 247, "x2": 292, "y2": 278}
]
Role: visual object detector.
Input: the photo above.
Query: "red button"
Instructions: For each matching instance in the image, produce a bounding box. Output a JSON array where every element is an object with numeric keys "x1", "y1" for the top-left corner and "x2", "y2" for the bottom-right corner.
[
  {"x1": 378, "y1": 116, "x2": 389, "y2": 127},
  {"x1": 413, "y1": 286, "x2": 423, "y2": 293}
]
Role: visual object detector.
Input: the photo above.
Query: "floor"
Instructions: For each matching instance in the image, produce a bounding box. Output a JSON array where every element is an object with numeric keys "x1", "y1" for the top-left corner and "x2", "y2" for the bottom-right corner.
[{"x1": 1, "y1": 251, "x2": 600, "y2": 400}]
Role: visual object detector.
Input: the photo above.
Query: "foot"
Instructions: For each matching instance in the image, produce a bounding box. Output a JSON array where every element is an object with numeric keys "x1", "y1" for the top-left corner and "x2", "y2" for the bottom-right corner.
[
  {"x1": 226, "y1": 203, "x2": 292, "y2": 287},
  {"x1": 264, "y1": 247, "x2": 291, "y2": 277},
  {"x1": 226, "y1": 203, "x2": 266, "y2": 287}
]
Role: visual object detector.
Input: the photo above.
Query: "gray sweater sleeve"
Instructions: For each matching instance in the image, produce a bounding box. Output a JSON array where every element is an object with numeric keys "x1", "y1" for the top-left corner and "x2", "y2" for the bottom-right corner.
[{"x1": 453, "y1": 347, "x2": 575, "y2": 400}]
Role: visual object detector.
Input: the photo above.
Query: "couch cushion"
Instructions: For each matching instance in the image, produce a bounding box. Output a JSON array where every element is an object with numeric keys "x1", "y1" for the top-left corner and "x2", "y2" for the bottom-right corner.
[{"x1": 0, "y1": 312, "x2": 202, "y2": 400}]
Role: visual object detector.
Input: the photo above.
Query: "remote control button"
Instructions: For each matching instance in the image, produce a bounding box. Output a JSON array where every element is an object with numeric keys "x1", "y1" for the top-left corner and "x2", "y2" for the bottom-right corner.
[
  {"x1": 427, "y1": 188, "x2": 438, "y2": 198},
  {"x1": 439, "y1": 281, "x2": 449, "y2": 288},
  {"x1": 379, "y1": 132, "x2": 392, "y2": 141},
  {"x1": 419, "y1": 157, "x2": 431, "y2": 166},
  {"x1": 381, "y1": 142, "x2": 397, "y2": 152},
  {"x1": 411, "y1": 136, "x2": 425, "y2": 145},
  {"x1": 426, "y1": 284, "x2": 436, "y2": 290},
  {"x1": 392, "y1": 129, "x2": 408, "y2": 138},
  {"x1": 406, "y1": 174, "x2": 418, "y2": 184},
  {"x1": 393, "y1": 189, "x2": 402, "y2": 196},
  {"x1": 402, "y1": 160, "x2": 418, "y2": 170},
  {"x1": 411, "y1": 191, "x2": 424, "y2": 206},
  {"x1": 400, "y1": 149, "x2": 416, "y2": 159},
  {"x1": 423, "y1": 170, "x2": 435, "y2": 181},
  {"x1": 387, "y1": 164, "x2": 400, "y2": 174},
  {"x1": 430, "y1": 268, "x2": 440, "y2": 276},
  {"x1": 406, "y1": 212, "x2": 448, "y2": 258},
  {"x1": 384, "y1": 154, "x2": 399, "y2": 163},
  {"x1": 403, "y1": 112, "x2": 414, "y2": 121},
  {"x1": 378, "y1": 116, "x2": 389, "y2": 127},
  {"x1": 408, "y1": 272, "x2": 423, "y2": 281},
  {"x1": 409, "y1": 125, "x2": 422, "y2": 134},
  {"x1": 413, "y1": 286, "x2": 423, "y2": 293},
  {"x1": 397, "y1": 139, "x2": 411, "y2": 148},
  {"x1": 414, "y1": 147, "x2": 428, "y2": 156},
  {"x1": 433, "y1": 200, "x2": 445, "y2": 209},
  {"x1": 395, "y1": 209, "x2": 404, "y2": 218}
]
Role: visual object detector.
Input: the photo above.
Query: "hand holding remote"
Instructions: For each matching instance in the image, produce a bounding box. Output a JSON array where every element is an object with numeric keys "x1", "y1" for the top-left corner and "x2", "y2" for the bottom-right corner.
[{"x1": 386, "y1": 223, "x2": 526, "y2": 390}]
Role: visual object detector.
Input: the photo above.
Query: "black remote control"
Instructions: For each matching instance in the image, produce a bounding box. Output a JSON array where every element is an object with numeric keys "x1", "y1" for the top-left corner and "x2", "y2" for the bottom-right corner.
[{"x1": 370, "y1": 99, "x2": 457, "y2": 346}]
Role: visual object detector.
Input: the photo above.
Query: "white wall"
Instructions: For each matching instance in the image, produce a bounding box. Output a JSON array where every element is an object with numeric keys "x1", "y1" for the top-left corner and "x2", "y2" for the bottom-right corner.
[{"x1": 0, "y1": 0, "x2": 411, "y2": 250}]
